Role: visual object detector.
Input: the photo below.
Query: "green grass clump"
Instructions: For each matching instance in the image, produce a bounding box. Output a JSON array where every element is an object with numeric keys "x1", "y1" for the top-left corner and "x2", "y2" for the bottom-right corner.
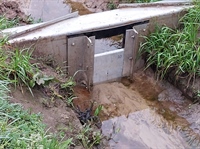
[
  {"x1": 0, "y1": 46, "x2": 40, "y2": 96},
  {"x1": 0, "y1": 16, "x2": 19, "y2": 30},
  {"x1": 139, "y1": 2, "x2": 200, "y2": 80},
  {"x1": 0, "y1": 80, "x2": 72, "y2": 148}
]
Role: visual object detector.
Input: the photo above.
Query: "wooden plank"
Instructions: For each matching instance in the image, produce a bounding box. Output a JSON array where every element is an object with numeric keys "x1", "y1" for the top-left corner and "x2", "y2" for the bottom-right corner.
[{"x1": 67, "y1": 36, "x2": 94, "y2": 89}]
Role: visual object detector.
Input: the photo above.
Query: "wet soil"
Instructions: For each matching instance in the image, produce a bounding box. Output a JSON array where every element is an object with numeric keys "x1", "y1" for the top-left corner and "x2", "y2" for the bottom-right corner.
[
  {"x1": 8, "y1": 63, "x2": 83, "y2": 137},
  {"x1": 0, "y1": 1, "x2": 31, "y2": 25}
]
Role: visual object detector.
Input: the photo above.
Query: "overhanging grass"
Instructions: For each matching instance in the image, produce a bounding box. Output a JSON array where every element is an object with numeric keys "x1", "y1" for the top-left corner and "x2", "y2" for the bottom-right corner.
[{"x1": 139, "y1": 2, "x2": 200, "y2": 81}]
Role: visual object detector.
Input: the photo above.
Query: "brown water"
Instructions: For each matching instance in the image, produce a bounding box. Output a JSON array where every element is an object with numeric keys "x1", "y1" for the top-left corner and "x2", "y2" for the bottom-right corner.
[{"x1": 92, "y1": 70, "x2": 200, "y2": 149}]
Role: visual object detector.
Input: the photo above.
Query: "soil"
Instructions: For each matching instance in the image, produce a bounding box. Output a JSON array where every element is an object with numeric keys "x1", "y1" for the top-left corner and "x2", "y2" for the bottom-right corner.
[
  {"x1": 66, "y1": 0, "x2": 119, "y2": 13},
  {"x1": 0, "y1": 1, "x2": 31, "y2": 25},
  {"x1": 8, "y1": 62, "x2": 83, "y2": 139}
]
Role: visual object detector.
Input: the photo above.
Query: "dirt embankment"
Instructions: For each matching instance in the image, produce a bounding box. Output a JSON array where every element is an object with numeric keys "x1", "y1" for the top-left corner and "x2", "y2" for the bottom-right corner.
[{"x1": 0, "y1": 1, "x2": 30, "y2": 24}]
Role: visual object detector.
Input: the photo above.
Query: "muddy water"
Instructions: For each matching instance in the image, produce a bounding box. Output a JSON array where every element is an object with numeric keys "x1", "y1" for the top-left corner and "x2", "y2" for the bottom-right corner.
[{"x1": 91, "y1": 70, "x2": 200, "y2": 149}]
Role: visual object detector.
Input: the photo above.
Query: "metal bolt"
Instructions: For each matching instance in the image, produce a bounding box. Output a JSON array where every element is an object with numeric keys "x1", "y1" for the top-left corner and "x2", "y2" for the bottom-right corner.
[
  {"x1": 143, "y1": 29, "x2": 146, "y2": 32},
  {"x1": 131, "y1": 35, "x2": 135, "y2": 39},
  {"x1": 129, "y1": 57, "x2": 133, "y2": 60},
  {"x1": 72, "y1": 43, "x2": 75, "y2": 46}
]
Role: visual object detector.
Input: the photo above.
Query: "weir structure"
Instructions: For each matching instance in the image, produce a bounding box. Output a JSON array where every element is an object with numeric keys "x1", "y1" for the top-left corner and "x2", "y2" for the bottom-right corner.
[{"x1": 2, "y1": 1, "x2": 192, "y2": 89}]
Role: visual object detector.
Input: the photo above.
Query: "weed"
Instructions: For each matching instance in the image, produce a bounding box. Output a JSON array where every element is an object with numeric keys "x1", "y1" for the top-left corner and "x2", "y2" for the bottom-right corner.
[
  {"x1": 0, "y1": 15, "x2": 19, "y2": 30},
  {"x1": 119, "y1": 0, "x2": 160, "y2": 3},
  {"x1": 107, "y1": 1, "x2": 117, "y2": 10},
  {"x1": 61, "y1": 76, "x2": 76, "y2": 91},
  {"x1": 94, "y1": 105, "x2": 103, "y2": 117},
  {"x1": 0, "y1": 15, "x2": 74, "y2": 149},
  {"x1": 134, "y1": 0, "x2": 159, "y2": 2},
  {"x1": 26, "y1": 15, "x2": 43, "y2": 24},
  {"x1": 77, "y1": 124, "x2": 103, "y2": 149},
  {"x1": 67, "y1": 95, "x2": 78, "y2": 107},
  {"x1": 139, "y1": 2, "x2": 200, "y2": 82},
  {"x1": 0, "y1": 80, "x2": 73, "y2": 148}
]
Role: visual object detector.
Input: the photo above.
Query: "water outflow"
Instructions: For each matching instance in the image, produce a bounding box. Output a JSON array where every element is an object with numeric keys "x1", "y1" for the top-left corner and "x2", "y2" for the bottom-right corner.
[
  {"x1": 93, "y1": 75, "x2": 200, "y2": 149},
  {"x1": 102, "y1": 109, "x2": 190, "y2": 149}
]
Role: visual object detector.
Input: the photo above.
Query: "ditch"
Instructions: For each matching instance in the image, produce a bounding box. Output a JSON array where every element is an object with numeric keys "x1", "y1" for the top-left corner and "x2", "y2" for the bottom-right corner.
[{"x1": 2, "y1": 0, "x2": 200, "y2": 149}]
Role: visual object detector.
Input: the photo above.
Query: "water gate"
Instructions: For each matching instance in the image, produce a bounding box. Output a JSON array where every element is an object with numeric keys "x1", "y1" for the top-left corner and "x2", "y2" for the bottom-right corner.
[{"x1": 2, "y1": 1, "x2": 192, "y2": 88}]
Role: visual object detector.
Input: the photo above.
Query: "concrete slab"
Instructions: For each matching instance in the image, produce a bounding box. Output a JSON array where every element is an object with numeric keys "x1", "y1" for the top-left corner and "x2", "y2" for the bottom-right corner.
[{"x1": 3, "y1": 4, "x2": 192, "y2": 43}]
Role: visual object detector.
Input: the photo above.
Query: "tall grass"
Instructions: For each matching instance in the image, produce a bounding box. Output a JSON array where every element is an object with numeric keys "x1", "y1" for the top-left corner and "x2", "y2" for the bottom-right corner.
[
  {"x1": 0, "y1": 16, "x2": 73, "y2": 148},
  {"x1": 139, "y1": 2, "x2": 200, "y2": 80}
]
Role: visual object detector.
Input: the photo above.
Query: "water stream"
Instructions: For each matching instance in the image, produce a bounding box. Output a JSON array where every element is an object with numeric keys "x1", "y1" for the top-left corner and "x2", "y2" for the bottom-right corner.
[{"x1": 97, "y1": 78, "x2": 200, "y2": 148}]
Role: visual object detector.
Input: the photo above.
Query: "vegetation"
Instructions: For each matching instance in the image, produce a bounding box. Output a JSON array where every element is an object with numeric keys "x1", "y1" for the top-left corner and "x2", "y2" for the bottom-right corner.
[
  {"x1": 119, "y1": 0, "x2": 160, "y2": 3},
  {"x1": 0, "y1": 16, "x2": 19, "y2": 29},
  {"x1": 77, "y1": 124, "x2": 103, "y2": 149},
  {"x1": 139, "y1": 2, "x2": 200, "y2": 82},
  {"x1": 107, "y1": 0, "x2": 160, "y2": 10},
  {"x1": 0, "y1": 15, "x2": 104, "y2": 148},
  {"x1": 0, "y1": 16, "x2": 74, "y2": 148}
]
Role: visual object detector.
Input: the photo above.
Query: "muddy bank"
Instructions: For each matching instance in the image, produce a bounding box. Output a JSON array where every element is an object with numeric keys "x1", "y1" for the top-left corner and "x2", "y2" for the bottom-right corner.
[
  {"x1": 167, "y1": 71, "x2": 200, "y2": 103},
  {"x1": 67, "y1": 0, "x2": 119, "y2": 13},
  {"x1": 0, "y1": 1, "x2": 30, "y2": 24}
]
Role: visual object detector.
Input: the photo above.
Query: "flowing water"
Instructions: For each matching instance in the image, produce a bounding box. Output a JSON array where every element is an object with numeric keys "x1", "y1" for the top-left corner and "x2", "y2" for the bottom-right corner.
[{"x1": 95, "y1": 72, "x2": 200, "y2": 149}]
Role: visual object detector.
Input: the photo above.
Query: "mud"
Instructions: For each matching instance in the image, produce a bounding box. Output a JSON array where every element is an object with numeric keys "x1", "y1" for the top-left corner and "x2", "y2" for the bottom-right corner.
[
  {"x1": 67, "y1": 0, "x2": 119, "y2": 13},
  {"x1": 10, "y1": 87, "x2": 82, "y2": 135},
  {"x1": 0, "y1": 1, "x2": 29, "y2": 24}
]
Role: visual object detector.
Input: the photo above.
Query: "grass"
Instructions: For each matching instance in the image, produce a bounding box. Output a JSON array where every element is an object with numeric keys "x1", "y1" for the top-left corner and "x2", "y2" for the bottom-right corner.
[
  {"x1": 0, "y1": 16, "x2": 74, "y2": 148},
  {"x1": 139, "y1": 2, "x2": 200, "y2": 81},
  {"x1": 0, "y1": 16, "x2": 19, "y2": 30},
  {"x1": 0, "y1": 80, "x2": 72, "y2": 148},
  {"x1": 77, "y1": 124, "x2": 103, "y2": 149},
  {"x1": 119, "y1": 0, "x2": 160, "y2": 3},
  {"x1": 108, "y1": 0, "x2": 160, "y2": 10},
  {"x1": 0, "y1": 15, "x2": 104, "y2": 148}
]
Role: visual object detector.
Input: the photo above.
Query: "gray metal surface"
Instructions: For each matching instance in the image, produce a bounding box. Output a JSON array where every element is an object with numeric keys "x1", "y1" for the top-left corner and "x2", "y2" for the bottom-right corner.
[
  {"x1": 93, "y1": 49, "x2": 124, "y2": 84},
  {"x1": 67, "y1": 36, "x2": 94, "y2": 88}
]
